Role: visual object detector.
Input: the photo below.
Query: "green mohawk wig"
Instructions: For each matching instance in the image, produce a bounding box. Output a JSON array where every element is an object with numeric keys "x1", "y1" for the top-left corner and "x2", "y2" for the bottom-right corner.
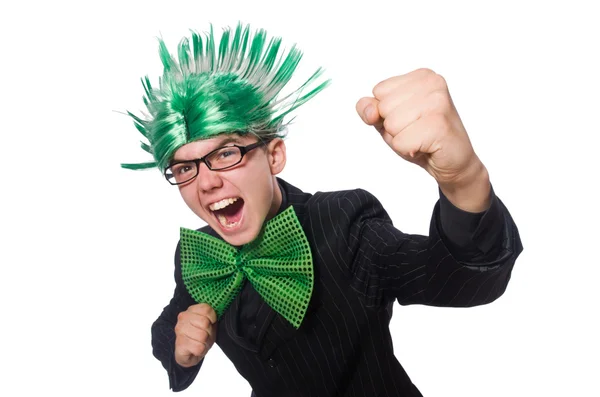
[{"x1": 122, "y1": 22, "x2": 331, "y2": 171}]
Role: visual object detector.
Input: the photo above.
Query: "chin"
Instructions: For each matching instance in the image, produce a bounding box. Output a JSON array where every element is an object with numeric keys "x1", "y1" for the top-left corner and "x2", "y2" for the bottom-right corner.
[{"x1": 218, "y1": 227, "x2": 260, "y2": 247}]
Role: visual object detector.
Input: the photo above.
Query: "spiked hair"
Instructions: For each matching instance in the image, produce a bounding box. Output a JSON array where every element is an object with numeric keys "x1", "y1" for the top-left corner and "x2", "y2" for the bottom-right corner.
[{"x1": 121, "y1": 23, "x2": 331, "y2": 171}]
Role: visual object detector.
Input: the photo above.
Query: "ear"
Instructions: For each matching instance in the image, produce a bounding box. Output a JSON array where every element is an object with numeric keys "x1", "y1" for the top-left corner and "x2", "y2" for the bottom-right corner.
[{"x1": 267, "y1": 138, "x2": 287, "y2": 175}]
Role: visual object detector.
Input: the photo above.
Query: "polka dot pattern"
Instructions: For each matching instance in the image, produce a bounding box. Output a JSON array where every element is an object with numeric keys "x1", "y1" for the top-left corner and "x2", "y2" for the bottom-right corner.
[{"x1": 179, "y1": 206, "x2": 314, "y2": 329}]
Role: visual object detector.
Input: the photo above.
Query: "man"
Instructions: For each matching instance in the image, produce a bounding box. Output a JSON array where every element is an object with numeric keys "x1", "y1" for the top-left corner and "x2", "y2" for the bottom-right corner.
[{"x1": 122, "y1": 23, "x2": 522, "y2": 396}]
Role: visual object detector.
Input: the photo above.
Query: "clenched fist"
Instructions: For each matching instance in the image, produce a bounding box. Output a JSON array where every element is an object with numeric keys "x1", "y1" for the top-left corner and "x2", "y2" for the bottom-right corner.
[
  {"x1": 356, "y1": 68, "x2": 492, "y2": 212},
  {"x1": 174, "y1": 303, "x2": 218, "y2": 368},
  {"x1": 356, "y1": 68, "x2": 480, "y2": 186}
]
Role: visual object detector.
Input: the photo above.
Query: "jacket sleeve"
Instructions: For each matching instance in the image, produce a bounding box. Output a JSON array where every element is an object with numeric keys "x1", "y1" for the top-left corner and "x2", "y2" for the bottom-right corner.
[
  {"x1": 150, "y1": 242, "x2": 204, "y2": 391},
  {"x1": 336, "y1": 185, "x2": 523, "y2": 308}
]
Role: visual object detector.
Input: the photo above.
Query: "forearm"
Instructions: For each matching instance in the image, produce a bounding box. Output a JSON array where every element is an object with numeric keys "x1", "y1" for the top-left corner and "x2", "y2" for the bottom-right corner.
[
  {"x1": 437, "y1": 165, "x2": 508, "y2": 264},
  {"x1": 430, "y1": 183, "x2": 523, "y2": 306},
  {"x1": 341, "y1": 185, "x2": 522, "y2": 308}
]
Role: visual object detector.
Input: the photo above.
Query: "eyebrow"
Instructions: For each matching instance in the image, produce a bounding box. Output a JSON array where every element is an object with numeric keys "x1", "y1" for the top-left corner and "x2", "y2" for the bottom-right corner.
[
  {"x1": 217, "y1": 136, "x2": 242, "y2": 147},
  {"x1": 171, "y1": 135, "x2": 243, "y2": 163}
]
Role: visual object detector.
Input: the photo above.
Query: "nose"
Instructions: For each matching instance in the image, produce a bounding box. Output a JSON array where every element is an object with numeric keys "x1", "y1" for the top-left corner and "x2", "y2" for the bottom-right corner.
[{"x1": 195, "y1": 162, "x2": 223, "y2": 192}]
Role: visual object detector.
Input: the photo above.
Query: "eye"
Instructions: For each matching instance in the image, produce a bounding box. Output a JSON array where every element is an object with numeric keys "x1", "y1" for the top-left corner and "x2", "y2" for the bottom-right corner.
[
  {"x1": 178, "y1": 165, "x2": 192, "y2": 174},
  {"x1": 171, "y1": 163, "x2": 194, "y2": 175},
  {"x1": 219, "y1": 150, "x2": 236, "y2": 159}
]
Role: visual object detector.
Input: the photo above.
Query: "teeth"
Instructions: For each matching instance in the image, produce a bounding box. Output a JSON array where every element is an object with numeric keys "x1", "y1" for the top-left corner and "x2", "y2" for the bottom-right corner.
[
  {"x1": 217, "y1": 214, "x2": 239, "y2": 228},
  {"x1": 211, "y1": 197, "x2": 241, "y2": 229},
  {"x1": 209, "y1": 197, "x2": 238, "y2": 211}
]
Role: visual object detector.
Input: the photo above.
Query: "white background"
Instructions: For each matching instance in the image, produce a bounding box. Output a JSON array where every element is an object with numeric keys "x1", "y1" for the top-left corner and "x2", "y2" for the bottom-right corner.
[{"x1": 1, "y1": 0, "x2": 598, "y2": 396}]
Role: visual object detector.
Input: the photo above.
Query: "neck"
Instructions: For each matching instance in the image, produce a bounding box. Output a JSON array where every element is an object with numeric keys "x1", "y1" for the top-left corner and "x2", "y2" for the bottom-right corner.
[{"x1": 265, "y1": 177, "x2": 283, "y2": 221}]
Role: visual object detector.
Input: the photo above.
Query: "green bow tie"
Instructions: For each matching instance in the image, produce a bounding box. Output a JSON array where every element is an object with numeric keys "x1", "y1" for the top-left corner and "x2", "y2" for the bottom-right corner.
[{"x1": 179, "y1": 206, "x2": 314, "y2": 329}]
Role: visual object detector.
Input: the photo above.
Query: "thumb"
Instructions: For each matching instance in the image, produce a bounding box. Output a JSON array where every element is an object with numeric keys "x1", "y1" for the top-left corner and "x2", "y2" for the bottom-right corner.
[{"x1": 356, "y1": 97, "x2": 384, "y2": 133}]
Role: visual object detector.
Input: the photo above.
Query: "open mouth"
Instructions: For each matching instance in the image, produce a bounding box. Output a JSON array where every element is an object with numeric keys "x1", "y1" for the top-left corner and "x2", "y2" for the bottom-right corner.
[{"x1": 209, "y1": 197, "x2": 245, "y2": 229}]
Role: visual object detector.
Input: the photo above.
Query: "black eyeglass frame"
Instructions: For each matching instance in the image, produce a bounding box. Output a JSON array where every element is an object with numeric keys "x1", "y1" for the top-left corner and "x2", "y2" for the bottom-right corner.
[{"x1": 164, "y1": 140, "x2": 267, "y2": 185}]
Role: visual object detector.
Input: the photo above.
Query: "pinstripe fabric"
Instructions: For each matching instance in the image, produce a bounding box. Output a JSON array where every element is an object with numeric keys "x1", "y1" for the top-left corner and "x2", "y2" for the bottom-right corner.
[{"x1": 151, "y1": 178, "x2": 522, "y2": 396}]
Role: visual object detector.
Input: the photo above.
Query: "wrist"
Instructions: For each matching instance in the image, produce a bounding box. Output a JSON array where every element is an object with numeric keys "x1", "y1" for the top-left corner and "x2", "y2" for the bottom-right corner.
[{"x1": 439, "y1": 159, "x2": 491, "y2": 213}]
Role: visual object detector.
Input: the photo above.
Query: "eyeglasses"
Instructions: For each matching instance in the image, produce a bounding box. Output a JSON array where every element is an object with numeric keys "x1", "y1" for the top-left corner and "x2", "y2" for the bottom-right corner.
[{"x1": 164, "y1": 141, "x2": 267, "y2": 185}]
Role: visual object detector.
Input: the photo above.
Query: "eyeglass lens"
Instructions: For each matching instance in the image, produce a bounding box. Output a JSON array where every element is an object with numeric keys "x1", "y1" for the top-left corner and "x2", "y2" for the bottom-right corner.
[{"x1": 166, "y1": 146, "x2": 243, "y2": 184}]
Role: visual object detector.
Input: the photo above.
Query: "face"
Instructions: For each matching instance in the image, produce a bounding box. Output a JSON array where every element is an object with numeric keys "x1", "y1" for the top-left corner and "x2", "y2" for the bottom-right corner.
[{"x1": 171, "y1": 134, "x2": 287, "y2": 246}]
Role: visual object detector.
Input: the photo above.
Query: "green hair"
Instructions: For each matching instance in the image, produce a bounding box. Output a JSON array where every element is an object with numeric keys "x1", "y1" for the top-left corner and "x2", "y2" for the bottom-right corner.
[{"x1": 121, "y1": 22, "x2": 331, "y2": 171}]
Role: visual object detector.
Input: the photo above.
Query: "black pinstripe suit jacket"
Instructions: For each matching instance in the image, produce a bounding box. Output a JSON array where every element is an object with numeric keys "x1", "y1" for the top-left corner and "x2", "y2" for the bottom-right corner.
[{"x1": 151, "y1": 178, "x2": 523, "y2": 396}]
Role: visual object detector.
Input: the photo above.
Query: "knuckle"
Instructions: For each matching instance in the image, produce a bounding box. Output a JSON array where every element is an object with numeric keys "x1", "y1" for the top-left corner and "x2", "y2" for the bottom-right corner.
[
  {"x1": 383, "y1": 117, "x2": 395, "y2": 133},
  {"x1": 417, "y1": 67, "x2": 436, "y2": 76},
  {"x1": 191, "y1": 342, "x2": 207, "y2": 357},
  {"x1": 377, "y1": 100, "x2": 390, "y2": 118},
  {"x1": 202, "y1": 327, "x2": 211, "y2": 339},
  {"x1": 174, "y1": 322, "x2": 183, "y2": 334},
  {"x1": 413, "y1": 68, "x2": 437, "y2": 83},
  {"x1": 430, "y1": 90, "x2": 451, "y2": 111},
  {"x1": 391, "y1": 137, "x2": 409, "y2": 156},
  {"x1": 177, "y1": 311, "x2": 188, "y2": 322},
  {"x1": 372, "y1": 82, "x2": 384, "y2": 98},
  {"x1": 200, "y1": 316, "x2": 211, "y2": 329},
  {"x1": 197, "y1": 303, "x2": 216, "y2": 318},
  {"x1": 429, "y1": 73, "x2": 448, "y2": 91}
]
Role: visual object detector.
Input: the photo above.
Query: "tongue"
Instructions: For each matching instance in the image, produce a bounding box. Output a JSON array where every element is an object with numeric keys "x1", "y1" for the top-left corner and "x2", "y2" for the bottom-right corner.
[{"x1": 215, "y1": 199, "x2": 244, "y2": 224}]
